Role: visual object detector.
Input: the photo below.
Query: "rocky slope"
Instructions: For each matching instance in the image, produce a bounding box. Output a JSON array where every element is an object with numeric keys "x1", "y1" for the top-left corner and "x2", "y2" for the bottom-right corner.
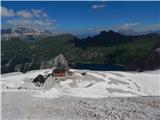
[
  {"x1": 127, "y1": 40, "x2": 160, "y2": 71},
  {"x1": 2, "y1": 92, "x2": 160, "y2": 120}
]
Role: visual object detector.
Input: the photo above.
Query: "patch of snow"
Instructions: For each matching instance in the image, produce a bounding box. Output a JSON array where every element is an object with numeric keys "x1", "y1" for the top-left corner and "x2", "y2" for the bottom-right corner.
[
  {"x1": 88, "y1": 72, "x2": 105, "y2": 80},
  {"x1": 119, "y1": 71, "x2": 160, "y2": 96},
  {"x1": 1, "y1": 69, "x2": 52, "y2": 91},
  {"x1": 1, "y1": 69, "x2": 159, "y2": 98}
]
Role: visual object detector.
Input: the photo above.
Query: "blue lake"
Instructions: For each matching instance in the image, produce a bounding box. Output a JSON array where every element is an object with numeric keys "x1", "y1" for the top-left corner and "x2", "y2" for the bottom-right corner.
[{"x1": 71, "y1": 63, "x2": 126, "y2": 71}]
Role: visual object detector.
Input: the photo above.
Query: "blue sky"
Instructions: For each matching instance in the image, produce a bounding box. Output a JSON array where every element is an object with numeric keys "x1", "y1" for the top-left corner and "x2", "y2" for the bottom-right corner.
[{"x1": 1, "y1": 1, "x2": 160, "y2": 36}]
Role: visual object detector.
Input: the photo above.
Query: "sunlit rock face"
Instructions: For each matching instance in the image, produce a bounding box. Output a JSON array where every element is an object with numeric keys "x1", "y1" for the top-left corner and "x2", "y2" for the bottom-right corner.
[{"x1": 40, "y1": 54, "x2": 69, "y2": 69}]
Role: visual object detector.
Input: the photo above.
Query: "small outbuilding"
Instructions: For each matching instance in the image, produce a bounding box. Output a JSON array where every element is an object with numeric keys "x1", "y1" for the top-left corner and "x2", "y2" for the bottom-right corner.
[
  {"x1": 52, "y1": 67, "x2": 73, "y2": 77},
  {"x1": 52, "y1": 68, "x2": 66, "y2": 77}
]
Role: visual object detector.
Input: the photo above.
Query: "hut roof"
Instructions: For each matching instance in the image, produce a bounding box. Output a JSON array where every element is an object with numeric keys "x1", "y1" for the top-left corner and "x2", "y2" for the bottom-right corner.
[{"x1": 53, "y1": 68, "x2": 65, "y2": 73}]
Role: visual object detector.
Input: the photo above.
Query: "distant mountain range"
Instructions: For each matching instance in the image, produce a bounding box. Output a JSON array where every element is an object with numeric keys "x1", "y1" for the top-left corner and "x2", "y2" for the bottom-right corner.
[
  {"x1": 1, "y1": 27, "x2": 56, "y2": 35},
  {"x1": 1, "y1": 27, "x2": 160, "y2": 41},
  {"x1": 1, "y1": 27, "x2": 57, "y2": 41},
  {"x1": 1, "y1": 28, "x2": 160, "y2": 73}
]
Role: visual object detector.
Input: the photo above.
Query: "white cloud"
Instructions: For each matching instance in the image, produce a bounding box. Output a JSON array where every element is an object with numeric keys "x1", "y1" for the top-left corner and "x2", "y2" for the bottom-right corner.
[
  {"x1": 117, "y1": 22, "x2": 141, "y2": 30},
  {"x1": 32, "y1": 9, "x2": 48, "y2": 17},
  {"x1": 16, "y1": 9, "x2": 48, "y2": 18},
  {"x1": 116, "y1": 23, "x2": 160, "y2": 32},
  {"x1": 1, "y1": 6, "x2": 15, "y2": 17},
  {"x1": 87, "y1": 23, "x2": 160, "y2": 34},
  {"x1": 17, "y1": 10, "x2": 33, "y2": 18},
  {"x1": 2, "y1": 6, "x2": 55, "y2": 30},
  {"x1": 1, "y1": 6, "x2": 48, "y2": 18},
  {"x1": 145, "y1": 24, "x2": 160, "y2": 31},
  {"x1": 7, "y1": 18, "x2": 55, "y2": 30},
  {"x1": 31, "y1": 9, "x2": 42, "y2": 16},
  {"x1": 123, "y1": 23, "x2": 140, "y2": 27},
  {"x1": 92, "y1": 4, "x2": 106, "y2": 9}
]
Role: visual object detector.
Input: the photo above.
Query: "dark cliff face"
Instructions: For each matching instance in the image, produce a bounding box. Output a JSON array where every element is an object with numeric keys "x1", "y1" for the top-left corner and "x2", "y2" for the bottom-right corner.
[{"x1": 127, "y1": 40, "x2": 160, "y2": 71}]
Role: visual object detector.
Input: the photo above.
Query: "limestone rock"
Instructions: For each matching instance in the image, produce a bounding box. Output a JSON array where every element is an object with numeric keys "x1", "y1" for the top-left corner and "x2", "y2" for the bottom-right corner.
[
  {"x1": 40, "y1": 54, "x2": 69, "y2": 69},
  {"x1": 54, "y1": 54, "x2": 68, "y2": 68},
  {"x1": 14, "y1": 64, "x2": 22, "y2": 72}
]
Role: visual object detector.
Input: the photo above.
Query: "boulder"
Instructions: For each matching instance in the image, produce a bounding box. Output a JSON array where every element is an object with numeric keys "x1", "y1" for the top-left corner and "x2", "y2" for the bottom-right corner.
[
  {"x1": 15, "y1": 64, "x2": 23, "y2": 72},
  {"x1": 32, "y1": 74, "x2": 45, "y2": 85},
  {"x1": 40, "y1": 54, "x2": 69, "y2": 69},
  {"x1": 54, "y1": 54, "x2": 69, "y2": 68},
  {"x1": 22, "y1": 63, "x2": 33, "y2": 72}
]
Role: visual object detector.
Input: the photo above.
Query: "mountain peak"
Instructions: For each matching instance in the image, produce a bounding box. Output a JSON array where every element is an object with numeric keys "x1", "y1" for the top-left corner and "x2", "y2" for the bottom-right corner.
[{"x1": 100, "y1": 30, "x2": 117, "y2": 35}]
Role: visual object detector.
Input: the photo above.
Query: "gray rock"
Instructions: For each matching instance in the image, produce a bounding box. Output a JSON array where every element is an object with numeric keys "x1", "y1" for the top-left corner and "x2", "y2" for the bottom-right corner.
[
  {"x1": 40, "y1": 54, "x2": 69, "y2": 69},
  {"x1": 14, "y1": 64, "x2": 22, "y2": 72},
  {"x1": 54, "y1": 54, "x2": 69, "y2": 68},
  {"x1": 23, "y1": 63, "x2": 33, "y2": 72},
  {"x1": 2, "y1": 93, "x2": 160, "y2": 120}
]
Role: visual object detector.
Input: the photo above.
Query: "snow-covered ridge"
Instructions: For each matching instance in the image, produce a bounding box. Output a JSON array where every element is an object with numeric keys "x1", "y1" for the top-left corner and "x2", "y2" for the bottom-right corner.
[
  {"x1": 1, "y1": 27, "x2": 57, "y2": 41},
  {"x1": 1, "y1": 27, "x2": 54, "y2": 36},
  {"x1": 1, "y1": 69, "x2": 160, "y2": 98}
]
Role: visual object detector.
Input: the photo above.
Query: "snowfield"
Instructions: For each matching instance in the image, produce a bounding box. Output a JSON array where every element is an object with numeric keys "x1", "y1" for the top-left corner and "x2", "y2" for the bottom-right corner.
[
  {"x1": 1, "y1": 69, "x2": 160, "y2": 98},
  {"x1": 1, "y1": 69, "x2": 160, "y2": 120}
]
